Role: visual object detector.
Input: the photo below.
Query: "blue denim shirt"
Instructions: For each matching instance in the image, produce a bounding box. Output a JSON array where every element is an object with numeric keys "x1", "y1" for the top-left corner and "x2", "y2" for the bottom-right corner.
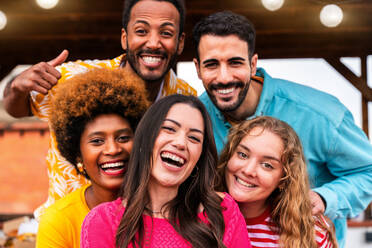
[{"x1": 200, "y1": 67, "x2": 372, "y2": 247}]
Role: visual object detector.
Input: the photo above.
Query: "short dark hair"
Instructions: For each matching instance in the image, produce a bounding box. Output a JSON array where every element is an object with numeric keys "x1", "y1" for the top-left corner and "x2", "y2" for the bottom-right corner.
[
  {"x1": 51, "y1": 68, "x2": 150, "y2": 178},
  {"x1": 122, "y1": 0, "x2": 186, "y2": 36},
  {"x1": 192, "y1": 11, "x2": 256, "y2": 61}
]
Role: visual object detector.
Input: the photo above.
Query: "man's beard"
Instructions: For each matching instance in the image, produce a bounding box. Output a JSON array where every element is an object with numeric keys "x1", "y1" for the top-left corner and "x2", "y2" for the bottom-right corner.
[
  {"x1": 207, "y1": 79, "x2": 250, "y2": 112},
  {"x1": 126, "y1": 45, "x2": 178, "y2": 83}
]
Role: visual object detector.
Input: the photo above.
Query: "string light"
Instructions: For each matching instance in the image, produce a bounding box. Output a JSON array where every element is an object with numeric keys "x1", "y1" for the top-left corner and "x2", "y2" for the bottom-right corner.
[
  {"x1": 261, "y1": 0, "x2": 285, "y2": 11},
  {"x1": 36, "y1": 0, "x2": 59, "y2": 9},
  {"x1": 320, "y1": 4, "x2": 343, "y2": 28},
  {"x1": 0, "y1": 11, "x2": 7, "y2": 30}
]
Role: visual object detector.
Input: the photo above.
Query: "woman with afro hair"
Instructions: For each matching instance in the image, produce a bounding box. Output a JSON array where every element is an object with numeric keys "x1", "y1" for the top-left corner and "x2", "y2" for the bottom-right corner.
[{"x1": 36, "y1": 67, "x2": 149, "y2": 248}]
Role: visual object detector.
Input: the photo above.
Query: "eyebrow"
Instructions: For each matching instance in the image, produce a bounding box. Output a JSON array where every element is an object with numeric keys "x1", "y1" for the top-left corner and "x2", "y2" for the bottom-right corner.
[
  {"x1": 202, "y1": 56, "x2": 246, "y2": 66},
  {"x1": 238, "y1": 144, "x2": 281, "y2": 162},
  {"x1": 134, "y1": 20, "x2": 150, "y2": 26},
  {"x1": 202, "y1": 59, "x2": 218, "y2": 65},
  {"x1": 134, "y1": 20, "x2": 175, "y2": 28},
  {"x1": 87, "y1": 128, "x2": 133, "y2": 138},
  {"x1": 160, "y1": 22, "x2": 176, "y2": 28},
  {"x1": 164, "y1": 119, "x2": 204, "y2": 135},
  {"x1": 228, "y1": 57, "x2": 246, "y2": 62}
]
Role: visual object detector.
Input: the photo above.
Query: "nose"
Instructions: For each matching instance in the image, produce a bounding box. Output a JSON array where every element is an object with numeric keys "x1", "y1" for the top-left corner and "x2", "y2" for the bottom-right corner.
[
  {"x1": 216, "y1": 64, "x2": 234, "y2": 84},
  {"x1": 241, "y1": 159, "x2": 257, "y2": 177},
  {"x1": 172, "y1": 131, "x2": 186, "y2": 150},
  {"x1": 103, "y1": 139, "x2": 122, "y2": 156},
  {"x1": 145, "y1": 31, "x2": 161, "y2": 50}
]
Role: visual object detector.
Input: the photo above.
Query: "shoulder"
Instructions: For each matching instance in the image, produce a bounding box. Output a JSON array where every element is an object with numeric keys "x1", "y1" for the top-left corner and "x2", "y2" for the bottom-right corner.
[
  {"x1": 173, "y1": 73, "x2": 197, "y2": 96},
  {"x1": 258, "y1": 67, "x2": 349, "y2": 127},
  {"x1": 199, "y1": 92, "x2": 220, "y2": 117},
  {"x1": 44, "y1": 187, "x2": 86, "y2": 215},
  {"x1": 57, "y1": 55, "x2": 122, "y2": 81},
  {"x1": 313, "y1": 215, "x2": 335, "y2": 247},
  {"x1": 81, "y1": 198, "x2": 123, "y2": 248},
  {"x1": 220, "y1": 193, "x2": 242, "y2": 220},
  {"x1": 83, "y1": 198, "x2": 123, "y2": 228}
]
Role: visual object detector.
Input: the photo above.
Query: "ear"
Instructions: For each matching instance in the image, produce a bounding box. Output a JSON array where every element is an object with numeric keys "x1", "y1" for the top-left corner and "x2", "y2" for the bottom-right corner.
[
  {"x1": 177, "y1": 32, "x2": 185, "y2": 55},
  {"x1": 76, "y1": 156, "x2": 83, "y2": 164},
  {"x1": 250, "y1": 53, "x2": 258, "y2": 77},
  {"x1": 193, "y1": 58, "x2": 202, "y2": 80},
  {"x1": 121, "y1": 28, "x2": 128, "y2": 51}
]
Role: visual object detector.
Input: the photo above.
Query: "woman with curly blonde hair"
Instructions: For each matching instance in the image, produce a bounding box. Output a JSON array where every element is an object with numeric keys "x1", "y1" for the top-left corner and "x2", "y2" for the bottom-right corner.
[
  {"x1": 216, "y1": 116, "x2": 337, "y2": 248},
  {"x1": 36, "y1": 68, "x2": 149, "y2": 248}
]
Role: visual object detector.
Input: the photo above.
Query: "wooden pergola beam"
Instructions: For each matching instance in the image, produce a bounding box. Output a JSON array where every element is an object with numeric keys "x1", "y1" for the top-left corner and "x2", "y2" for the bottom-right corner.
[
  {"x1": 325, "y1": 57, "x2": 372, "y2": 101},
  {"x1": 325, "y1": 57, "x2": 371, "y2": 136}
]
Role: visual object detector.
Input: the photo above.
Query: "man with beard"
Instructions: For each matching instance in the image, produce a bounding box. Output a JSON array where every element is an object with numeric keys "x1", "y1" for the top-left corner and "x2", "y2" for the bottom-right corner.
[
  {"x1": 193, "y1": 11, "x2": 372, "y2": 247},
  {"x1": 3, "y1": 0, "x2": 195, "y2": 219}
]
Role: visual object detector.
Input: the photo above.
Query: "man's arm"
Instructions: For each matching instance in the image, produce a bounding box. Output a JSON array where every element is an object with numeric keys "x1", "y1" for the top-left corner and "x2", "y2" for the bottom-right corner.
[
  {"x1": 2, "y1": 50, "x2": 69, "y2": 118},
  {"x1": 313, "y1": 110, "x2": 372, "y2": 220}
]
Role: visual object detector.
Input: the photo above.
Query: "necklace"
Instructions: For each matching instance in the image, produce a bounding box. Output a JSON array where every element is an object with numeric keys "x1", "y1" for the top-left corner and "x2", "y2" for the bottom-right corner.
[{"x1": 145, "y1": 207, "x2": 162, "y2": 215}]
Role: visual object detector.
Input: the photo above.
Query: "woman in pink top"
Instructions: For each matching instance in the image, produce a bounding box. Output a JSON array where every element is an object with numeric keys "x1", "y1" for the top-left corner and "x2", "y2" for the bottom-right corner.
[
  {"x1": 81, "y1": 95, "x2": 251, "y2": 248},
  {"x1": 216, "y1": 116, "x2": 338, "y2": 248}
]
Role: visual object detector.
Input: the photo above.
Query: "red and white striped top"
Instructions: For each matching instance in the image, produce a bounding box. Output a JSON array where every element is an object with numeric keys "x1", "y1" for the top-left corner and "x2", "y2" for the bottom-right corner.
[{"x1": 245, "y1": 207, "x2": 334, "y2": 248}]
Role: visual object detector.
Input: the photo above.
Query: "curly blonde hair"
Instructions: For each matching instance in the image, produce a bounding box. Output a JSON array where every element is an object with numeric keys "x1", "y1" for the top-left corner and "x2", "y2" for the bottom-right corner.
[
  {"x1": 216, "y1": 116, "x2": 337, "y2": 248},
  {"x1": 50, "y1": 68, "x2": 150, "y2": 177}
]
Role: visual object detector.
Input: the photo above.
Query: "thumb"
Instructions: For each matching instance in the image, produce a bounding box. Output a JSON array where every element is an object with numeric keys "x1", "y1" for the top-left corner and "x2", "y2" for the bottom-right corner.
[{"x1": 48, "y1": 50, "x2": 69, "y2": 67}]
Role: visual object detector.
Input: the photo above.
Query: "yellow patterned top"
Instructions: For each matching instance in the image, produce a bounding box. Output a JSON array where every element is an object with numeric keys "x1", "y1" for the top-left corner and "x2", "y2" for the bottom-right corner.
[{"x1": 31, "y1": 55, "x2": 196, "y2": 219}]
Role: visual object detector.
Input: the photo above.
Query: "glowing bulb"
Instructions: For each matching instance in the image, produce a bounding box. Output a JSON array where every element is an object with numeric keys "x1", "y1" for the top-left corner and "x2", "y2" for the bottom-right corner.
[
  {"x1": 36, "y1": 0, "x2": 59, "y2": 9},
  {"x1": 320, "y1": 4, "x2": 343, "y2": 28},
  {"x1": 261, "y1": 0, "x2": 284, "y2": 11},
  {"x1": 0, "y1": 11, "x2": 7, "y2": 30}
]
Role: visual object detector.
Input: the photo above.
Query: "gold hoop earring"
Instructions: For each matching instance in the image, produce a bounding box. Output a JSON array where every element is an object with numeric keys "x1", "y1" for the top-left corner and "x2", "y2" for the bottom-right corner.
[{"x1": 77, "y1": 162, "x2": 85, "y2": 174}]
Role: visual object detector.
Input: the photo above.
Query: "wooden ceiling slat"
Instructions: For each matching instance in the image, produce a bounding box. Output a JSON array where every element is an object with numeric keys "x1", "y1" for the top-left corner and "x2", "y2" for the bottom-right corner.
[{"x1": 0, "y1": 0, "x2": 371, "y2": 79}]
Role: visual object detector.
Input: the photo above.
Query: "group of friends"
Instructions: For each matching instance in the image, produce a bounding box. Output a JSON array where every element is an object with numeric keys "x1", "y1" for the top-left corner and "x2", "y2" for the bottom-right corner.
[{"x1": 3, "y1": 0, "x2": 372, "y2": 247}]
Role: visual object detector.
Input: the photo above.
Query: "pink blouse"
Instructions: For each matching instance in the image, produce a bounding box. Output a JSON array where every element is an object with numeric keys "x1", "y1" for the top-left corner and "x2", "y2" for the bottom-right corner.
[{"x1": 81, "y1": 193, "x2": 251, "y2": 247}]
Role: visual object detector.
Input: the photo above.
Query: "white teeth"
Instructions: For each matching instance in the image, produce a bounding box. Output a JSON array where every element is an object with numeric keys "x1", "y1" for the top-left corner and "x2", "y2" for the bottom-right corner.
[
  {"x1": 101, "y1": 162, "x2": 124, "y2": 169},
  {"x1": 236, "y1": 177, "x2": 255, "y2": 188},
  {"x1": 142, "y1": 56, "x2": 161, "y2": 64},
  {"x1": 161, "y1": 152, "x2": 185, "y2": 165},
  {"x1": 217, "y1": 88, "x2": 234, "y2": 94}
]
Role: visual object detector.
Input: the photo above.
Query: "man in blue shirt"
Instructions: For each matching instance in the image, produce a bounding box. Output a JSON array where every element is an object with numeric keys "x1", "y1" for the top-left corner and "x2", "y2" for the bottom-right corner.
[{"x1": 192, "y1": 11, "x2": 372, "y2": 247}]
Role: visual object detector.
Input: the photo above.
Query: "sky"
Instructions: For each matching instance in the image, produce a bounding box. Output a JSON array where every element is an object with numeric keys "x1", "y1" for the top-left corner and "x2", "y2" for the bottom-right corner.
[{"x1": 177, "y1": 56, "x2": 372, "y2": 140}]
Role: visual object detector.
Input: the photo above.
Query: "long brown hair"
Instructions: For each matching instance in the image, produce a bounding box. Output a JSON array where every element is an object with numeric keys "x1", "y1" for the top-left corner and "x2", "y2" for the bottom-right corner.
[
  {"x1": 216, "y1": 116, "x2": 338, "y2": 248},
  {"x1": 116, "y1": 94, "x2": 226, "y2": 248}
]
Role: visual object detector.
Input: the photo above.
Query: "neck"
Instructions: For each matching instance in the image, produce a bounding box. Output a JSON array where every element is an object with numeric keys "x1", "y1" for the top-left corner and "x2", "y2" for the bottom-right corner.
[
  {"x1": 225, "y1": 80, "x2": 263, "y2": 121},
  {"x1": 85, "y1": 185, "x2": 119, "y2": 210},
  {"x1": 123, "y1": 63, "x2": 163, "y2": 103},
  {"x1": 145, "y1": 80, "x2": 162, "y2": 103},
  {"x1": 239, "y1": 200, "x2": 268, "y2": 219},
  {"x1": 147, "y1": 181, "x2": 178, "y2": 217}
]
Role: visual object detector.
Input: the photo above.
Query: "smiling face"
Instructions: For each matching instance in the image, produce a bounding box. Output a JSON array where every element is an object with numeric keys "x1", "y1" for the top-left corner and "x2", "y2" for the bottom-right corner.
[
  {"x1": 150, "y1": 103, "x2": 204, "y2": 192},
  {"x1": 225, "y1": 127, "x2": 284, "y2": 216},
  {"x1": 194, "y1": 34, "x2": 257, "y2": 112},
  {"x1": 122, "y1": 0, "x2": 185, "y2": 84},
  {"x1": 79, "y1": 114, "x2": 134, "y2": 192}
]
